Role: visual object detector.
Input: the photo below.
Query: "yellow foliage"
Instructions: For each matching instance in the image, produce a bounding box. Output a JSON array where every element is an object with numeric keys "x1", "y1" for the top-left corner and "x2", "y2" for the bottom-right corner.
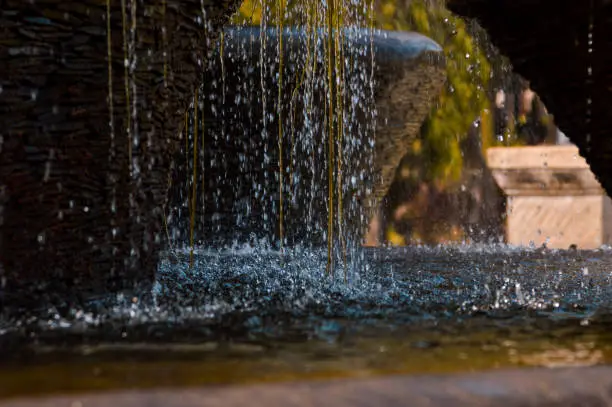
[
  {"x1": 396, "y1": 2, "x2": 493, "y2": 184},
  {"x1": 480, "y1": 105, "x2": 494, "y2": 152},
  {"x1": 386, "y1": 225, "x2": 407, "y2": 246},
  {"x1": 234, "y1": 0, "x2": 263, "y2": 24},
  {"x1": 381, "y1": 2, "x2": 396, "y2": 19},
  {"x1": 232, "y1": 0, "x2": 506, "y2": 189}
]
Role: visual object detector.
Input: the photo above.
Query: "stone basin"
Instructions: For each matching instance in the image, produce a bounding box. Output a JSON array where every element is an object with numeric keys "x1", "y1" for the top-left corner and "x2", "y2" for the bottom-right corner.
[
  {"x1": 487, "y1": 145, "x2": 612, "y2": 249},
  {"x1": 169, "y1": 27, "x2": 446, "y2": 246}
]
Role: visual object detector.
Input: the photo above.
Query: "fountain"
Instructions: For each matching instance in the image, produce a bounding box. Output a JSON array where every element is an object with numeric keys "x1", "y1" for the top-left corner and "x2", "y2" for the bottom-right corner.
[
  {"x1": 0, "y1": 1, "x2": 446, "y2": 303},
  {"x1": 166, "y1": 26, "x2": 445, "y2": 250},
  {"x1": 2, "y1": 0, "x2": 612, "y2": 406}
]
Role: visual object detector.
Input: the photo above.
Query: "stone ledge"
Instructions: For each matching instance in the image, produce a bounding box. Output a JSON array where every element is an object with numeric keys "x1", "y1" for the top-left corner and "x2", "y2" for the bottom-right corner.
[
  {"x1": 3, "y1": 367, "x2": 612, "y2": 407},
  {"x1": 487, "y1": 145, "x2": 591, "y2": 170},
  {"x1": 486, "y1": 146, "x2": 612, "y2": 249},
  {"x1": 490, "y1": 168, "x2": 603, "y2": 196},
  {"x1": 487, "y1": 146, "x2": 606, "y2": 196}
]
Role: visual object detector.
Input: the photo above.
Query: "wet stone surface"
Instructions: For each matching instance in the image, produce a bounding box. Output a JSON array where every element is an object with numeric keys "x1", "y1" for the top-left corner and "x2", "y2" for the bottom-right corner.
[
  {"x1": 4, "y1": 366, "x2": 612, "y2": 407},
  {"x1": 1, "y1": 246, "x2": 612, "y2": 400},
  {"x1": 3, "y1": 245, "x2": 612, "y2": 342}
]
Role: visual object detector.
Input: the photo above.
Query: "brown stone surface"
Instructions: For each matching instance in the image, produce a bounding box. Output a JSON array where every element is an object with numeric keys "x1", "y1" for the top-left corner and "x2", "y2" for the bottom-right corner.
[
  {"x1": 3, "y1": 367, "x2": 612, "y2": 407},
  {"x1": 490, "y1": 169, "x2": 602, "y2": 197},
  {"x1": 488, "y1": 146, "x2": 604, "y2": 197},
  {"x1": 487, "y1": 145, "x2": 591, "y2": 171}
]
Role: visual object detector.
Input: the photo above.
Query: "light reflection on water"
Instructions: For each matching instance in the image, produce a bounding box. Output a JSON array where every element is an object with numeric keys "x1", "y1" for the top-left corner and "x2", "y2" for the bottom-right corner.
[{"x1": 2, "y1": 244, "x2": 612, "y2": 397}]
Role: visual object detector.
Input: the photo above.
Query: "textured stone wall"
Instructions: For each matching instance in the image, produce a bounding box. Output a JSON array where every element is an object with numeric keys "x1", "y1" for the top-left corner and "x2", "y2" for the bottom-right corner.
[
  {"x1": 0, "y1": 0, "x2": 241, "y2": 304},
  {"x1": 364, "y1": 52, "x2": 447, "y2": 223}
]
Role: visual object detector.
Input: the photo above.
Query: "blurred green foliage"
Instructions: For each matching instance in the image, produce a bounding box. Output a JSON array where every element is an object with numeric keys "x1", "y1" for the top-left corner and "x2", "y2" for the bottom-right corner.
[
  {"x1": 233, "y1": 0, "x2": 504, "y2": 185},
  {"x1": 377, "y1": 0, "x2": 493, "y2": 183}
]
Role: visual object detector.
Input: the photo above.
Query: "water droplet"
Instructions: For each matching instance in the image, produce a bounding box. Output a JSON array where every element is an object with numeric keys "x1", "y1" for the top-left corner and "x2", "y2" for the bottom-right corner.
[{"x1": 43, "y1": 149, "x2": 55, "y2": 182}]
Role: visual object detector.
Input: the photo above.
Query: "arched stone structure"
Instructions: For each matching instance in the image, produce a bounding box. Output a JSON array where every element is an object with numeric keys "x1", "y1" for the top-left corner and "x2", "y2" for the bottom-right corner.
[{"x1": 447, "y1": 0, "x2": 612, "y2": 197}]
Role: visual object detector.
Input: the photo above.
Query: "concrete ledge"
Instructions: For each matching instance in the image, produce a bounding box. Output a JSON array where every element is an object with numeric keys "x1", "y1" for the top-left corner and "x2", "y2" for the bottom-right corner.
[
  {"x1": 506, "y1": 195, "x2": 612, "y2": 249},
  {"x1": 486, "y1": 146, "x2": 612, "y2": 249},
  {"x1": 487, "y1": 146, "x2": 603, "y2": 196},
  {"x1": 3, "y1": 367, "x2": 612, "y2": 406},
  {"x1": 491, "y1": 168, "x2": 602, "y2": 196},
  {"x1": 487, "y1": 145, "x2": 591, "y2": 170}
]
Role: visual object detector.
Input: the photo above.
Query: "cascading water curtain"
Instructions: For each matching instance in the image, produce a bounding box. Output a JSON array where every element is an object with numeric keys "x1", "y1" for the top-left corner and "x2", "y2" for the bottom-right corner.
[
  {"x1": 256, "y1": 0, "x2": 377, "y2": 274},
  {"x1": 167, "y1": 0, "x2": 378, "y2": 274}
]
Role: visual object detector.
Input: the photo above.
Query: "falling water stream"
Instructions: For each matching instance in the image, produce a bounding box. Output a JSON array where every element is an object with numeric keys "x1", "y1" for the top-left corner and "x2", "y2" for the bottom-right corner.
[{"x1": 2, "y1": 0, "x2": 612, "y2": 402}]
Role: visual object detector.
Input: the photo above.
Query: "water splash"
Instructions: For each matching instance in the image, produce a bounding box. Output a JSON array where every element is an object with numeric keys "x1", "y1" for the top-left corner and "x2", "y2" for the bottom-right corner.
[
  {"x1": 164, "y1": 2, "x2": 381, "y2": 273},
  {"x1": 190, "y1": 89, "x2": 199, "y2": 268},
  {"x1": 276, "y1": 0, "x2": 285, "y2": 252},
  {"x1": 3, "y1": 245, "x2": 612, "y2": 344}
]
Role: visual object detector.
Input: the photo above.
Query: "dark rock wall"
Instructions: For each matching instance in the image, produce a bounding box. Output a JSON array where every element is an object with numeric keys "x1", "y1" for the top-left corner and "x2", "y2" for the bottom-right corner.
[
  {"x1": 365, "y1": 52, "x2": 447, "y2": 224},
  {"x1": 447, "y1": 0, "x2": 612, "y2": 197},
  {"x1": 0, "y1": 0, "x2": 241, "y2": 303}
]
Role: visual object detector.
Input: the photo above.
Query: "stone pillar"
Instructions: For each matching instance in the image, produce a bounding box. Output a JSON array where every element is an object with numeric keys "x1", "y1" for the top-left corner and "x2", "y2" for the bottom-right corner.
[
  {"x1": 0, "y1": 0, "x2": 241, "y2": 308},
  {"x1": 487, "y1": 146, "x2": 612, "y2": 249}
]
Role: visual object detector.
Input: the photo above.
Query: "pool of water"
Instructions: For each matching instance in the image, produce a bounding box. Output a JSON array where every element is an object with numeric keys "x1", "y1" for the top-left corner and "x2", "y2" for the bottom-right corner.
[{"x1": 2, "y1": 245, "x2": 612, "y2": 399}]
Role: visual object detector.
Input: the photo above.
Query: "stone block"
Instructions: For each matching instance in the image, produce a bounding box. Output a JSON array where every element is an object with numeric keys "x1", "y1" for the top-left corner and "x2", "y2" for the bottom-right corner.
[
  {"x1": 487, "y1": 146, "x2": 612, "y2": 249},
  {"x1": 506, "y1": 195, "x2": 612, "y2": 249}
]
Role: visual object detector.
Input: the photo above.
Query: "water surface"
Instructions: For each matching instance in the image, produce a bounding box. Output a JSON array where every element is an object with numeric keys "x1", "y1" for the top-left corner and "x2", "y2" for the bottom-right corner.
[{"x1": 2, "y1": 245, "x2": 612, "y2": 399}]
